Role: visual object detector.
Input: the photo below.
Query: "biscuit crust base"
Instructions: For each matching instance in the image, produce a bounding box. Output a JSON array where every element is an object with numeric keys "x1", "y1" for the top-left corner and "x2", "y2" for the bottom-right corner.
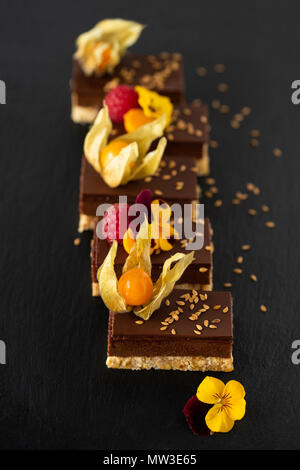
[{"x1": 106, "y1": 354, "x2": 233, "y2": 372}]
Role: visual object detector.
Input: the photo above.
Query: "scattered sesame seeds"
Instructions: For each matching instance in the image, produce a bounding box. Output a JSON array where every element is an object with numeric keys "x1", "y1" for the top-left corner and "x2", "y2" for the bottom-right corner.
[
  {"x1": 209, "y1": 324, "x2": 217, "y2": 329},
  {"x1": 160, "y1": 326, "x2": 167, "y2": 331},
  {"x1": 196, "y1": 324, "x2": 203, "y2": 331},
  {"x1": 273, "y1": 148, "x2": 282, "y2": 157},
  {"x1": 171, "y1": 328, "x2": 176, "y2": 335},
  {"x1": 194, "y1": 329, "x2": 202, "y2": 335},
  {"x1": 250, "y1": 274, "x2": 258, "y2": 282},
  {"x1": 237, "y1": 256, "x2": 243, "y2": 264},
  {"x1": 135, "y1": 320, "x2": 144, "y2": 325},
  {"x1": 260, "y1": 304, "x2": 267, "y2": 312},
  {"x1": 265, "y1": 221, "x2": 276, "y2": 228},
  {"x1": 213, "y1": 305, "x2": 221, "y2": 310},
  {"x1": 223, "y1": 283, "x2": 232, "y2": 288},
  {"x1": 261, "y1": 204, "x2": 270, "y2": 212},
  {"x1": 203, "y1": 320, "x2": 209, "y2": 327},
  {"x1": 223, "y1": 306, "x2": 229, "y2": 313},
  {"x1": 73, "y1": 238, "x2": 81, "y2": 246}
]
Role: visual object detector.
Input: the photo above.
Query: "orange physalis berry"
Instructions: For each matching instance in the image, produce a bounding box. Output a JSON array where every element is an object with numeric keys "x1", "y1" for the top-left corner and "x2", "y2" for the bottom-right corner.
[
  {"x1": 100, "y1": 140, "x2": 130, "y2": 168},
  {"x1": 98, "y1": 44, "x2": 112, "y2": 71},
  {"x1": 117, "y1": 268, "x2": 153, "y2": 306},
  {"x1": 123, "y1": 108, "x2": 154, "y2": 132},
  {"x1": 123, "y1": 228, "x2": 136, "y2": 254}
]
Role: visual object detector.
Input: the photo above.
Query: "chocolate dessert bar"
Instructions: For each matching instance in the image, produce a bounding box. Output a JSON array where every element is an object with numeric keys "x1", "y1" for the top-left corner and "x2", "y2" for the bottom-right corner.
[
  {"x1": 71, "y1": 53, "x2": 185, "y2": 124},
  {"x1": 107, "y1": 290, "x2": 233, "y2": 371},
  {"x1": 79, "y1": 155, "x2": 200, "y2": 232},
  {"x1": 92, "y1": 218, "x2": 213, "y2": 296},
  {"x1": 112, "y1": 103, "x2": 210, "y2": 176}
]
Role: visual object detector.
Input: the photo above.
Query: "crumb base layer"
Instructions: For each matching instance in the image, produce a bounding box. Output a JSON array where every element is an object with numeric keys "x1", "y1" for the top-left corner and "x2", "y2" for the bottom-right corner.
[{"x1": 106, "y1": 354, "x2": 233, "y2": 371}]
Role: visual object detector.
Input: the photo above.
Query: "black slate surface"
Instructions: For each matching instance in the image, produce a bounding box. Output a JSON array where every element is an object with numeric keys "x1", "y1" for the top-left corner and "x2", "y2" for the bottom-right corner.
[{"x1": 0, "y1": 0, "x2": 299, "y2": 450}]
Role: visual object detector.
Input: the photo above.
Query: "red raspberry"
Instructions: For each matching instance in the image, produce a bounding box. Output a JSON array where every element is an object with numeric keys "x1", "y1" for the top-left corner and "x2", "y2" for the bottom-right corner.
[
  {"x1": 101, "y1": 203, "x2": 130, "y2": 244},
  {"x1": 105, "y1": 85, "x2": 139, "y2": 122}
]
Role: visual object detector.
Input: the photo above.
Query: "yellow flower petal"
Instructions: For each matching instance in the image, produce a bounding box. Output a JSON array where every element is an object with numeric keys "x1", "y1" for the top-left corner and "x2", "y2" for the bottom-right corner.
[
  {"x1": 223, "y1": 380, "x2": 246, "y2": 403},
  {"x1": 225, "y1": 398, "x2": 246, "y2": 421},
  {"x1": 205, "y1": 404, "x2": 235, "y2": 433},
  {"x1": 135, "y1": 86, "x2": 173, "y2": 127},
  {"x1": 196, "y1": 376, "x2": 225, "y2": 404}
]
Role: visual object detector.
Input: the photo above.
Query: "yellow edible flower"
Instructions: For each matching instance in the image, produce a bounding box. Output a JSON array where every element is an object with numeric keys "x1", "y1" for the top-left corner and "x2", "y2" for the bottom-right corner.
[
  {"x1": 197, "y1": 377, "x2": 246, "y2": 433},
  {"x1": 135, "y1": 86, "x2": 173, "y2": 128}
]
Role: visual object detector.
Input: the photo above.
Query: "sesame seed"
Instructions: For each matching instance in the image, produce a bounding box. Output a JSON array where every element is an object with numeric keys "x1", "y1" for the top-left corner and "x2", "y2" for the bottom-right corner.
[
  {"x1": 223, "y1": 283, "x2": 232, "y2": 288},
  {"x1": 250, "y1": 138, "x2": 260, "y2": 147},
  {"x1": 241, "y1": 244, "x2": 251, "y2": 251},
  {"x1": 217, "y1": 82, "x2": 229, "y2": 93},
  {"x1": 154, "y1": 190, "x2": 163, "y2": 196},
  {"x1": 214, "y1": 199, "x2": 223, "y2": 207},
  {"x1": 165, "y1": 299, "x2": 170, "y2": 306},
  {"x1": 250, "y1": 129, "x2": 260, "y2": 137},
  {"x1": 250, "y1": 274, "x2": 258, "y2": 282},
  {"x1": 209, "y1": 325, "x2": 217, "y2": 329},
  {"x1": 171, "y1": 328, "x2": 176, "y2": 335},
  {"x1": 213, "y1": 305, "x2": 221, "y2": 310},
  {"x1": 160, "y1": 326, "x2": 167, "y2": 331},
  {"x1": 223, "y1": 307, "x2": 229, "y2": 313},
  {"x1": 260, "y1": 304, "x2": 267, "y2": 312},
  {"x1": 261, "y1": 204, "x2": 270, "y2": 212},
  {"x1": 194, "y1": 330, "x2": 202, "y2": 335},
  {"x1": 135, "y1": 320, "x2": 144, "y2": 325},
  {"x1": 219, "y1": 104, "x2": 230, "y2": 114},
  {"x1": 233, "y1": 268, "x2": 243, "y2": 274},
  {"x1": 214, "y1": 64, "x2": 226, "y2": 73},
  {"x1": 248, "y1": 208, "x2": 257, "y2": 216},
  {"x1": 265, "y1": 221, "x2": 275, "y2": 228},
  {"x1": 211, "y1": 99, "x2": 221, "y2": 109},
  {"x1": 199, "y1": 267, "x2": 208, "y2": 272},
  {"x1": 204, "y1": 320, "x2": 209, "y2": 327},
  {"x1": 241, "y1": 106, "x2": 251, "y2": 115},
  {"x1": 210, "y1": 140, "x2": 219, "y2": 149},
  {"x1": 73, "y1": 238, "x2": 81, "y2": 246},
  {"x1": 237, "y1": 256, "x2": 243, "y2": 264},
  {"x1": 196, "y1": 324, "x2": 203, "y2": 330},
  {"x1": 196, "y1": 66, "x2": 207, "y2": 77},
  {"x1": 273, "y1": 148, "x2": 282, "y2": 157}
]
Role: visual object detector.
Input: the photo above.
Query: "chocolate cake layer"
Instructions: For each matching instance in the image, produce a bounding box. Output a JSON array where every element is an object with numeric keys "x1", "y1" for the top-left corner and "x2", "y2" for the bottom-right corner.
[
  {"x1": 71, "y1": 52, "x2": 185, "y2": 123},
  {"x1": 107, "y1": 290, "x2": 233, "y2": 358},
  {"x1": 92, "y1": 219, "x2": 212, "y2": 288},
  {"x1": 80, "y1": 155, "x2": 199, "y2": 217}
]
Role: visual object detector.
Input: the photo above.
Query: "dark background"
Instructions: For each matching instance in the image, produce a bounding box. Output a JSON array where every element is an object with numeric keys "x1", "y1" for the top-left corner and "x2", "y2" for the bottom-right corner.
[{"x1": 0, "y1": 0, "x2": 299, "y2": 450}]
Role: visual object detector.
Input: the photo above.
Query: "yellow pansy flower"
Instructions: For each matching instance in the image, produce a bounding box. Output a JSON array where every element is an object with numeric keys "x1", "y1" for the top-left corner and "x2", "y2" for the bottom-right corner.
[
  {"x1": 197, "y1": 377, "x2": 246, "y2": 433},
  {"x1": 135, "y1": 86, "x2": 173, "y2": 128}
]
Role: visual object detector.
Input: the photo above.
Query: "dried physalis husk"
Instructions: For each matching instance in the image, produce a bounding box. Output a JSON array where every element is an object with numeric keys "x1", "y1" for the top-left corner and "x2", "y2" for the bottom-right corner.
[
  {"x1": 84, "y1": 106, "x2": 167, "y2": 188},
  {"x1": 75, "y1": 19, "x2": 145, "y2": 76}
]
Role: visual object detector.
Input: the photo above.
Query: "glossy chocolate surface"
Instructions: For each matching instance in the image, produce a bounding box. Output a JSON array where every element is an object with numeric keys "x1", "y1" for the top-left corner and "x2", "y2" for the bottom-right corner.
[
  {"x1": 108, "y1": 290, "x2": 233, "y2": 357},
  {"x1": 71, "y1": 52, "x2": 185, "y2": 106},
  {"x1": 80, "y1": 155, "x2": 199, "y2": 216}
]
